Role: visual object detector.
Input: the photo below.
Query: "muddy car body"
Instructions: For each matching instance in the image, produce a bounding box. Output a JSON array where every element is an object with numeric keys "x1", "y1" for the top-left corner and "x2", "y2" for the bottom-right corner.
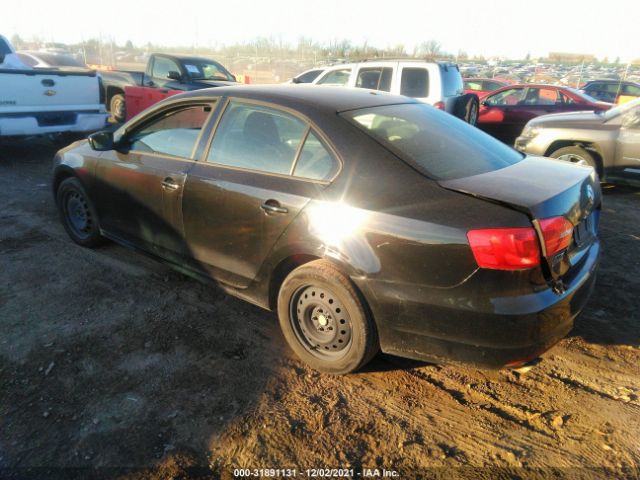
[{"x1": 52, "y1": 85, "x2": 600, "y2": 373}]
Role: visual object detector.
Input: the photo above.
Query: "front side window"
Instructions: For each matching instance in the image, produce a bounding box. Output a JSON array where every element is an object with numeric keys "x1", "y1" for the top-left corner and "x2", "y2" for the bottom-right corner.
[
  {"x1": 152, "y1": 57, "x2": 180, "y2": 79},
  {"x1": 295, "y1": 69, "x2": 323, "y2": 83},
  {"x1": 485, "y1": 88, "x2": 526, "y2": 106},
  {"x1": 356, "y1": 67, "x2": 393, "y2": 92},
  {"x1": 317, "y1": 69, "x2": 351, "y2": 86},
  {"x1": 129, "y1": 105, "x2": 212, "y2": 158},
  {"x1": 400, "y1": 68, "x2": 429, "y2": 98},
  {"x1": 342, "y1": 103, "x2": 523, "y2": 181},
  {"x1": 522, "y1": 88, "x2": 559, "y2": 106},
  {"x1": 207, "y1": 102, "x2": 307, "y2": 175}
]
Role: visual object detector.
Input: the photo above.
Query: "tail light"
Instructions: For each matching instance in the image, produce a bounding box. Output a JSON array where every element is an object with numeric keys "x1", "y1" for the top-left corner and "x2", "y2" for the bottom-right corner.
[
  {"x1": 433, "y1": 101, "x2": 445, "y2": 110},
  {"x1": 467, "y1": 228, "x2": 540, "y2": 270},
  {"x1": 539, "y1": 216, "x2": 573, "y2": 256},
  {"x1": 467, "y1": 216, "x2": 574, "y2": 271}
]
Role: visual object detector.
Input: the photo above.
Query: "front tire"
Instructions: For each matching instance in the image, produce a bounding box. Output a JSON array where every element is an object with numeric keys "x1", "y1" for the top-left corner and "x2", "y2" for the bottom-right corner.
[
  {"x1": 550, "y1": 146, "x2": 598, "y2": 172},
  {"x1": 277, "y1": 260, "x2": 379, "y2": 374},
  {"x1": 56, "y1": 177, "x2": 104, "y2": 248},
  {"x1": 109, "y1": 93, "x2": 126, "y2": 123}
]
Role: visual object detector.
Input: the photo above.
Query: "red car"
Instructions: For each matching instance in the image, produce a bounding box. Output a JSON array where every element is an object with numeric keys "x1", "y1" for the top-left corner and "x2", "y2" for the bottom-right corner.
[
  {"x1": 463, "y1": 78, "x2": 511, "y2": 98},
  {"x1": 477, "y1": 84, "x2": 612, "y2": 144}
]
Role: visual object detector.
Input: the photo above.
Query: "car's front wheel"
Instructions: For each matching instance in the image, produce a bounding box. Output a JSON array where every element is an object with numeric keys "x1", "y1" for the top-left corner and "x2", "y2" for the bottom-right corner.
[
  {"x1": 277, "y1": 260, "x2": 379, "y2": 374},
  {"x1": 56, "y1": 177, "x2": 104, "y2": 248},
  {"x1": 550, "y1": 146, "x2": 599, "y2": 172}
]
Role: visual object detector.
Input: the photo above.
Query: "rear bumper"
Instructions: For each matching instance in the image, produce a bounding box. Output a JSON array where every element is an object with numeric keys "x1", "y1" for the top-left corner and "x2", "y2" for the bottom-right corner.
[
  {"x1": 0, "y1": 110, "x2": 108, "y2": 136},
  {"x1": 355, "y1": 240, "x2": 600, "y2": 368}
]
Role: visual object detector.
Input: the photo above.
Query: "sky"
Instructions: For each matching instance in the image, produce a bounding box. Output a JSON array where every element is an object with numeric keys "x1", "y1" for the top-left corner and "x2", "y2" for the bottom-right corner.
[{"x1": 3, "y1": 0, "x2": 639, "y2": 61}]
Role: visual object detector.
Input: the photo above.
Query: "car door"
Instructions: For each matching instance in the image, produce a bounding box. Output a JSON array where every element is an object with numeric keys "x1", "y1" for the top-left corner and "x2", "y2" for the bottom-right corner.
[
  {"x1": 616, "y1": 109, "x2": 640, "y2": 179},
  {"x1": 181, "y1": 99, "x2": 340, "y2": 288},
  {"x1": 94, "y1": 101, "x2": 215, "y2": 261},
  {"x1": 478, "y1": 87, "x2": 527, "y2": 143}
]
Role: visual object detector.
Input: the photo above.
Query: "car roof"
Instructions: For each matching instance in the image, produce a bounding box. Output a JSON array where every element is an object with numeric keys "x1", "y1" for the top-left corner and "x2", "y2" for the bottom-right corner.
[
  {"x1": 155, "y1": 53, "x2": 225, "y2": 64},
  {"x1": 175, "y1": 84, "x2": 418, "y2": 113}
]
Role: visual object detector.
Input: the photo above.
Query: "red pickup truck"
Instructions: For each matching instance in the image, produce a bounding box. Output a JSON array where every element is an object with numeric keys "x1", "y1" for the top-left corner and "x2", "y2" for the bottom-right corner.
[{"x1": 100, "y1": 53, "x2": 239, "y2": 122}]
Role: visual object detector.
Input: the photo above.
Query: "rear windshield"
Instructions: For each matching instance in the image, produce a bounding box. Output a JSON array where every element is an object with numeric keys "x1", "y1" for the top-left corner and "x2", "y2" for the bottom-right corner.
[
  {"x1": 440, "y1": 65, "x2": 464, "y2": 96},
  {"x1": 341, "y1": 103, "x2": 523, "y2": 181}
]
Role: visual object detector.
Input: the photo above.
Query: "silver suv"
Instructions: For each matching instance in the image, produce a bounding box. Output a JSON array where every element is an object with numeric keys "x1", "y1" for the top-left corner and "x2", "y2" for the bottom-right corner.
[{"x1": 294, "y1": 60, "x2": 479, "y2": 124}]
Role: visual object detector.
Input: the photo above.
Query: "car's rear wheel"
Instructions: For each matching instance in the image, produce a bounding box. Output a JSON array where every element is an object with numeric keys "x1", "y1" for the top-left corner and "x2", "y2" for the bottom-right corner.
[
  {"x1": 109, "y1": 94, "x2": 126, "y2": 123},
  {"x1": 56, "y1": 177, "x2": 104, "y2": 248},
  {"x1": 550, "y1": 146, "x2": 598, "y2": 171},
  {"x1": 277, "y1": 260, "x2": 378, "y2": 374}
]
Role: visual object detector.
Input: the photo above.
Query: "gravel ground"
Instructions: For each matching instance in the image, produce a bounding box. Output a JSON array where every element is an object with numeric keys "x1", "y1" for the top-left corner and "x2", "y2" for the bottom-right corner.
[{"x1": 1, "y1": 139, "x2": 639, "y2": 479}]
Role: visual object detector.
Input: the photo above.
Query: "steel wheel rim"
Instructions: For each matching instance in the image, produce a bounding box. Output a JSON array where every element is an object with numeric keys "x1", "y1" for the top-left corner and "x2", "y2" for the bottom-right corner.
[
  {"x1": 557, "y1": 153, "x2": 587, "y2": 166},
  {"x1": 65, "y1": 191, "x2": 93, "y2": 239},
  {"x1": 290, "y1": 285, "x2": 352, "y2": 359}
]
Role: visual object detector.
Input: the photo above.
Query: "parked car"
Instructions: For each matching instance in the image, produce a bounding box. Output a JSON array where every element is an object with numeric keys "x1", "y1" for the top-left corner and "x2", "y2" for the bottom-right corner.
[
  {"x1": 477, "y1": 84, "x2": 612, "y2": 144},
  {"x1": 580, "y1": 80, "x2": 640, "y2": 105},
  {"x1": 303, "y1": 60, "x2": 480, "y2": 124},
  {"x1": 463, "y1": 77, "x2": 510, "y2": 98},
  {"x1": 100, "y1": 53, "x2": 237, "y2": 122},
  {"x1": 15, "y1": 51, "x2": 87, "y2": 69},
  {"x1": 515, "y1": 98, "x2": 640, "y2": 185},
  {"x1": 53, "y1": 85, "x2": 600, "y2": 374},
  {"x1": 0, "y1": 35, "x2": 107, "y2": 140}
]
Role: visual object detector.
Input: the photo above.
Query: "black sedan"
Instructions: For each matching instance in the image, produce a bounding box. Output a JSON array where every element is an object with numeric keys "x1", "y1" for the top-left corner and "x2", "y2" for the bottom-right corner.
[{"x1": 52, "y1": 85, "x2": 601, "y2": 374}]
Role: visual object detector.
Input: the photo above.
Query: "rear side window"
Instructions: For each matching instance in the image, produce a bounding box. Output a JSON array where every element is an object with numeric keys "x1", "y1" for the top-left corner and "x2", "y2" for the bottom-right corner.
[
  {"x1": 342, "y1": 103, "x2": 523, "y2": 181},
  {"x1": 152, "y1": 57, "x2": 180, "y2": 79},
  {"x1": 356, "y1": 67, "x2": 393, "y2": 92},
  {"x1": 317, "y1": 69, "x2": 351, "y2": 86},
  {"x1": 400, "y1": 68, "x2": 429, "y2": 97},
  {"x1": 293, "y1": 132, "x2": 338, "y2": 181},
  {"x1": 129, "y1": 104, "x2": 212, "y2": 158},
  {"x1": 207, "y1": 102, "x2": 307, "y2": 175}
]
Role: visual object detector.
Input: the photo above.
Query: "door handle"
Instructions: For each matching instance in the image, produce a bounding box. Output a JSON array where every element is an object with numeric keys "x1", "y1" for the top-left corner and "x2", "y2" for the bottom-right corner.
[
  {"x1": 261, "y1": 200, "x2": 288, "y2": 214},
  {"x1": 161, "y1": 178, "x2": 180, "y2": 191},
  {"x1": 159, "y1": 89, "x2": 169, "y2": 93}
]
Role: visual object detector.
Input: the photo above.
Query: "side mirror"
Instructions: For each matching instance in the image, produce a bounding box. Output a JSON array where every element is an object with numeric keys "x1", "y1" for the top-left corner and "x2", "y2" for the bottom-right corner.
[
  {"x1": 291, "y1": 77, "x2": 301, "y2": 84},
  {"x1": 88, "y1": 130, "x2": 115, "y2": 151},
  {"x1": 167, "y1": 70, "x2": 182, "y2": 81}
]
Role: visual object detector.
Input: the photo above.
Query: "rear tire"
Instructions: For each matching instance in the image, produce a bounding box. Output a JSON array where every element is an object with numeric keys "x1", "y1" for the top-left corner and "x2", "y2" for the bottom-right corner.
[
  {"x1": 56, "y1": 177, "x2": 104, "y2": 248},
  {"x1": 550, "y1": 146, "x2": 598, "y2": 172},
  {"x1": 277, "y1": 260, "x2": 379, "y2": 374},
  {"x1": 109, "y1": 94, "x2": 126, "y2": 123}
]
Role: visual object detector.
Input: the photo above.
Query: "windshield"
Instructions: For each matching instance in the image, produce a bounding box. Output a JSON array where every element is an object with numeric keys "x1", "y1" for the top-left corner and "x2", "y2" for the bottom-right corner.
[
  {"x1": 183, "y1": 60, "x2": 234, "y2": 81},
  {"x1": 341, "y1": 103, "x2": 524, "y2": 181},
  {"x1": 602, "y1": 97, "x2": 640, "y2": 120}
]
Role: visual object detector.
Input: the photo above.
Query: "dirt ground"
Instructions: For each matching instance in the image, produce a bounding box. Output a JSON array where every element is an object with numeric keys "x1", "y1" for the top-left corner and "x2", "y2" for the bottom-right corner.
[{"x1": 1, "y1": 139, "x2": 639, "y2": 480}]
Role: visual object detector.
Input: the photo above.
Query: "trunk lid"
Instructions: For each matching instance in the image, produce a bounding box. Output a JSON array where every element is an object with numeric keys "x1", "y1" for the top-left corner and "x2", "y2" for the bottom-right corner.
[{"x1": 440, "y1": 156, "x2": 600, "y2": 281}]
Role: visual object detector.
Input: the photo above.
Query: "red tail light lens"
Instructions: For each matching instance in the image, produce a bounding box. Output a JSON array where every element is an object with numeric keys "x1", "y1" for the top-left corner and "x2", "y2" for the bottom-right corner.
[
  {"x1": 467, "y1": 228, "x2": 540, "y2": 270},
  {"x1": 539, "y1": 216, "x2": 573, "y2": 256},
  {"x1": 433, "y1": 101, "x2": 445, "y2": 110}
]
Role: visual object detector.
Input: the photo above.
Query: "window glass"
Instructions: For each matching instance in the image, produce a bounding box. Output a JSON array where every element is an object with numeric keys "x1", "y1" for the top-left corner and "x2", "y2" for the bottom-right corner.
[
  {"x1": 400, "y1": 68, "x2": 429, "y2": 97},
  {"x1": 522, "y1": 88, "x2": 559, "y2": 106},
  {"x1": 622, "y1": 84, "x2": 640, "y2": 96},
  {"x1": 485, "y1": 81, "x2": 505, "y2": 91},
  {"x1": 464, "y1": 81, "x2": 483, "y2": 91},
  {"x1": 207, "y1": 102, "x2": 307, "y2": 175},
  {"x1": 559, "y1": 92, "x2": 575, "y2": 104},
  {"x1": 129, "y1": 105, "x2": 211, "y2": 158},
  {"x1": 441, "y1": 65, "x2": 463, "y2": 96},
  {"x1": 182, "y1": 60, "x2": 234, "y2": 81},
  {"x1": 152, "y1": 57, "x2": 180, "y2": 79},
  {"x1": 294, "y1": 132, "x2": 337, "y2": 180},
  {"x1": 356, "y1": 67, "x2": 393, "y2": 92},
  {"x1": 317, "y1": 69, "x2": 351, "y2": 86},
  {"x1": 342, "y1": 103, "x2": 523, "y2": 181},
  {"x1": 295, "y1": 69, "x2": 323, "y2": 83},
  {"x1": 485, "y1": 88, "x2": 526, "y2": 106}
]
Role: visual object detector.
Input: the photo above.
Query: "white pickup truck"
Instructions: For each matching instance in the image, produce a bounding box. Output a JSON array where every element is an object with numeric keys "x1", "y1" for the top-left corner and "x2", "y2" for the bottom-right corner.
[{"x1": 0, "y1": 35, "x2": 107, "y2": 139}]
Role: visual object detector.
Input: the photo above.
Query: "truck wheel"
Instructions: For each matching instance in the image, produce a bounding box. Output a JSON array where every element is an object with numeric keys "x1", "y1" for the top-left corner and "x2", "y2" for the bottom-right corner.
[
  {"x1": 277, "y1": 260, "x2": 379, "y2": 374},
  {"x1": 56, "y1": 178, "x2": 104, "y2": 248},
  {"x1": 550, "y1": 146, "x2": 598, "y2": 172},
  {"x1": 109, "y1": 94, "x2": 126, "y2": 123}
]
